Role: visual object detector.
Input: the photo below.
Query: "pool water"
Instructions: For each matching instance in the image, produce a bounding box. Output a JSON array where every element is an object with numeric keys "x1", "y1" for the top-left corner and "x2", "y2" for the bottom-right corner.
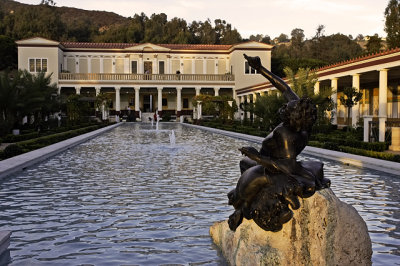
[{"x1": 0, "y1": 123, "x2": 399, "y2": 265}]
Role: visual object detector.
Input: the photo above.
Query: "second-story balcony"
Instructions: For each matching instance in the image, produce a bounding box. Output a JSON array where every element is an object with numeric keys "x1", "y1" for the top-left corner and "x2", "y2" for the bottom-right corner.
[{"x1": 59, "y1": 73, "x2": 235, "y2": 83}]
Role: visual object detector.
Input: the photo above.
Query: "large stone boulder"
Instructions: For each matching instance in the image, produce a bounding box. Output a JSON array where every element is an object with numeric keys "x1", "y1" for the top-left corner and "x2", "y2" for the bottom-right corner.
[{"x1": 210, "y1": 188, "x2": 372, "y2": 265}]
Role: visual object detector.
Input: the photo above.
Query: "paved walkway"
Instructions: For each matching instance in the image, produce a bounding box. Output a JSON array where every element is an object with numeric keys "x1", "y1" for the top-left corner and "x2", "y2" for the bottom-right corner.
[
  {"x1": 183, "y1": 123, "x2": 400, "y2": 176},
  {"x1": 0, "y1": 123, "x2": 121, "y2": 179}
]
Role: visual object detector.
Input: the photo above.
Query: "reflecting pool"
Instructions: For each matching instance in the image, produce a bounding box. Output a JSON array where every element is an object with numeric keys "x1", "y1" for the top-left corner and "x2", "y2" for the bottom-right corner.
[{"x1": 0, "y1": 123, "x2": 399, "y2": 265}]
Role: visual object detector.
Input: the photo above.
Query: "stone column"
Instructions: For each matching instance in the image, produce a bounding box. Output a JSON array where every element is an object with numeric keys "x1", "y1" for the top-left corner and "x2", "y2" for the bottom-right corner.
[
  {"x1": 331, "y1": 78, "x2": 338, "y2": 125},
  {"x1": 195, "y1": 87, "x2": 201, "y2": 96},
  {"x1": 75, "y1": 86, "x2": 81, "y2": 95},
  {"x1": 197, "y1": 101, "x2": 202, "y2": 120},
  {"x1": 95, "y1": 87, "x2": 101, "y2": 96},
  {"x1": 124, "y1": 58, "x2": 129, "y2": 73},
  {"x1": 88, "y1": 56, "x2": 92, "y2": 73},
  {"x1": 135, "y1": 87, "x2": 140, "y2": 112},
  {"x1": 115, "y1": 87, "x2": 120, "y2": 114},
  {"x1": 176, "y1": 87, "x2": 182, "y2": 117},
  {"x1": 363, "y1": 116, "x2": 373, "y2": 142},
  {"x1": 389, "y1": 127, "x2": 400, "y2": 151},
  {"x1": 100, "y1": 57, "x2": 104, "y2": 73},
  {"x1": 314, "y1": 81, "x2": 320, "y2": 95},
  {"x1": 157, "y1": 87, "x2": 163, "y2": 115},
  {"x1": 240, "y1": 96, "x2": 245, "y2": 121},
  {"x1": 139, "y1": 55, "x2": 143, "y2": 74},
  {"x1": 153, "y1": 54, "x2": 158, "y2": 74},
  {"x1": 378, "y1": 69, "x2": 388, "y2": 142},
  {"x1": 167, "y1": 55, "x2": 171, "y2": 74},
  {"x1": 214, "y1": 87, "x2": 220, "y2": 96},
  {"x1": 352, "y1": 74, "x2": 361, "y2": 127},
  {"x1": 252, "y1": 92, "x2": 257, "y2": 103}
]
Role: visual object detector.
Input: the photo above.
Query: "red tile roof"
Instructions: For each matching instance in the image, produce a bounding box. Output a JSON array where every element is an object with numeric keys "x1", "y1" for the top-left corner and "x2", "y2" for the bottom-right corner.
[
  {"x1": 60, "y1": 42, "x2": 232, "y2": 50},
  {"x1": 316, "y1": 47, "x2": 400, "y2": 72}
]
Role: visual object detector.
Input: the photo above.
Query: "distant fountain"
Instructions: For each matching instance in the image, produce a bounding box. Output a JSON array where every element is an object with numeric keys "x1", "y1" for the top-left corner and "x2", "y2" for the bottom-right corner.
[
  {"x1": 151, "y1": 117, "x2": 154, "y2": 127},
  {"x1": 156, "y1": 114, "x2": 160, "y2": 131},
  {"x1": 169, "y1": 130, "x2": 176, "y2": 146}
]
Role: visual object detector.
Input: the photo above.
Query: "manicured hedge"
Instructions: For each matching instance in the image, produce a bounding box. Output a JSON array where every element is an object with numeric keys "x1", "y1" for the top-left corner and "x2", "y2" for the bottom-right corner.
[
  {"x1": 1, "y1": 122, "x2": 100, "y2": 143},
  {"x1": 312, "y1": 134, "x2": 388, "y2": 152},
  {"x1": 307, "y1": 141, "x2": 400, "y2": 162},
  {"x1": 0, "y1": 124, "x2": 111, "y2": 160},
  {"x1": 338, "y1": 146, "x2": 400, "y2": 163}
]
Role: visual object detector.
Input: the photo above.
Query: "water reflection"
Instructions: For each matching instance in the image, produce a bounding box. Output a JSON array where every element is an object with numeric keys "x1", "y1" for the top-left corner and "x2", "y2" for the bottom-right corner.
[{"x1": 0, "y1": 123, "x2": 398, "y2": 265}]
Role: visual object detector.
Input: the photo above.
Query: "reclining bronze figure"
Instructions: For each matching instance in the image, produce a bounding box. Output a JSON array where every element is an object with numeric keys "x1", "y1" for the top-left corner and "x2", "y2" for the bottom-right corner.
[{"x1": 227, "y1": 54, "x2": 331, "y2": 232}]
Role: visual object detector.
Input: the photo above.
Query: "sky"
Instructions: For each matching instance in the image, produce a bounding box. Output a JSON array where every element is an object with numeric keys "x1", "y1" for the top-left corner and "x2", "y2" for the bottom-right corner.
[{"x1": 15, "y1": 0, "x2": 388, "y2": 39}]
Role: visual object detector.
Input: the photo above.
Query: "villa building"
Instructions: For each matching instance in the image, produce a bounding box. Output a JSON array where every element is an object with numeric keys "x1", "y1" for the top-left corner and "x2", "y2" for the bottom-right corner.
[
  {"x1": 16, "y1": 37, "x2": 272, "y2": 121},
  {"x1": 16, "y1": 37, "x2": 400, "y2": 143}
]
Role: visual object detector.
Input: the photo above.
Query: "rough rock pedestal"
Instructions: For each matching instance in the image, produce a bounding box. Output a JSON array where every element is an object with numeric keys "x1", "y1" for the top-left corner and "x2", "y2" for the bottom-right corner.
[{"x1": 210, "y1": 188, "x2": 372, "y2": 265}]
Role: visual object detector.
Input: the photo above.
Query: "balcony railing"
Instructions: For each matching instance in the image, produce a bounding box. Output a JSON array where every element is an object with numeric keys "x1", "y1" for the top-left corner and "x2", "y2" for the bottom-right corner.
[{"x1": 59, "y1": 73, "x2": 235, "y2": 82}]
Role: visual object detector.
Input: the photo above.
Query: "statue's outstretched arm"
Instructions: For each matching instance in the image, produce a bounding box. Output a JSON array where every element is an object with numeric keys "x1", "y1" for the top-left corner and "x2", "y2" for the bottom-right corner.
[{"x1": 244, "y1": 54, "x2": 299, "y2": 102}]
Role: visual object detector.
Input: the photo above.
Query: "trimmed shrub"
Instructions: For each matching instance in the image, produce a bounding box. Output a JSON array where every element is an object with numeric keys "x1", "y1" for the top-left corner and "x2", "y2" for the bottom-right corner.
[
  {"x1": 0, "y1": 123, "x2": 110, "y2": 160},
  {"x1": 1, "y1": 144, "x2": 24, "y2": 159}
]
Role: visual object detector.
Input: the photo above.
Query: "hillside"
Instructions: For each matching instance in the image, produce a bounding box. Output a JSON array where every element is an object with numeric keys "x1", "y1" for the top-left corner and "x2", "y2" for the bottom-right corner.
[{"x1": 1, "y1": 0, "x2": 129, "y2": 33}]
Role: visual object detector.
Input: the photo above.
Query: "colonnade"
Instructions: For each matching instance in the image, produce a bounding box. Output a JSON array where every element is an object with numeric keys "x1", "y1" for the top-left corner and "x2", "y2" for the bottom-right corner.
[
  {"x1": 69, "y1": 85, "x2": 226, "y2": 116},
  {"x1": 237, "y1": 68, "x2": 391, "y2": 142}
]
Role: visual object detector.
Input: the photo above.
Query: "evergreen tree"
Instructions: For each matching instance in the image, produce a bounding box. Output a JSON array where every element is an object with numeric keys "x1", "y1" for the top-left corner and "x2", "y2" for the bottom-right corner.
[
  {"x1": 366, "y1": 34, "x2": 383, "y2": 53},
  {"x1": 339, "y1": 87, "x2": 363, "y2": 129},
  {"x1": 385, "y1": 0, "x2": 400, "y2": 49}
]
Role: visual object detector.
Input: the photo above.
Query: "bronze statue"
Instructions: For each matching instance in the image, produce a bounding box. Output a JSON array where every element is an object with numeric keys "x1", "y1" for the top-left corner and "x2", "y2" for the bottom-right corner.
[{"x1": 227, "y1": 54, "x2": 330, "y2": 232}]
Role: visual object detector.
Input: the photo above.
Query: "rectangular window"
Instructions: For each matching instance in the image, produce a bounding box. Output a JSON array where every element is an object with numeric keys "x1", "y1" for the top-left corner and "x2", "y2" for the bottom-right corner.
[
  {"x1": 162, "y1": 98, "x2": 168, "y2": 107},
  {"x1": 183, "y1": 98, "x2": 189, "y2": 109},
  {"x1": 159, "y1": 61, "x2": 165, "y2": 74},
  {"x1": 244, "y1": 61, "x2": 257, "y2": 75},
  {"x1": 42, "y1": 59, "x2": 47, "y2": 72},
  {"x1": 29, "y1": 59, "x2": 35, "y2": 72},
  {"x1": 29, "y1": 58, "x2": 48, "y2": 73},
  {"x1": 131, "y1": 61, "x2": 138, "y2": 74},
  {"x1": 36, "y1": 59, "x2": 42, "y2": 72}
]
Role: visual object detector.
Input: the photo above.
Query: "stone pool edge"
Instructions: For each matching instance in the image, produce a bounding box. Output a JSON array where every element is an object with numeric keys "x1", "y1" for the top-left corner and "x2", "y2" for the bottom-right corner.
[
  {"x1": 0, "y1": 123, "x2": 122, "y2": 179},
  {"x1": 182, "y1": 123, "x2": 400, "y2": 176}
]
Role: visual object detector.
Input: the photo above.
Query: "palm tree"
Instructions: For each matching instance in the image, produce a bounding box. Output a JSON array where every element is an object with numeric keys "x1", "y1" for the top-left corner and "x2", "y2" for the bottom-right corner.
[
  {"x1": 0, "y1": 71, "x2": 21, "y2": 135},
  {"x1": 283, "y1": 67, "x2": 334, "y2": 125},
  {"x1": 17, "y1": 70, "x2": 58, "y2": 127}
]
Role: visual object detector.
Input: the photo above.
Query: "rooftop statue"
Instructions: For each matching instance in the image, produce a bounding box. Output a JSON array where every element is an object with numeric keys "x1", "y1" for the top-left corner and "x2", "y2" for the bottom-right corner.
[{"x1": 227, "y1": 54, "x2": 331, "y2": 232}]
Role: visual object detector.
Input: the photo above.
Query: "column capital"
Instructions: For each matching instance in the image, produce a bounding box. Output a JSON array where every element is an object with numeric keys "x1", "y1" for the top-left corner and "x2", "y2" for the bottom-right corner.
[
  {"x1": 331, "y1": 77, "x2": 338, "y2": 81},
  {"x1": 378, "y1": 68, "x2": 389, "y2": 72},
  {"x1": 115, "y1": 86, "x2": 121, "y2": 92},
  {"x1": 134, "y1": 87, "x2": 140, "y2": 92},
  {"x1": 157, "y1": 87, "x2": 163, "y2": 92},
  {"x1": 352, "y1": 73, "x2": 361, "y2": 77},
  {"x1": 176, "y1": 87, "x2": 182, "y2": 92}
]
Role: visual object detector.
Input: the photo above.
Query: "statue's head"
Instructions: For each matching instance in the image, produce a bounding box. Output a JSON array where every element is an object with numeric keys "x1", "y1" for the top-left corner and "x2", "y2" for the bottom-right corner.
[{"x1": 279, "y1": 97, "x2": 317, "y2": 132}]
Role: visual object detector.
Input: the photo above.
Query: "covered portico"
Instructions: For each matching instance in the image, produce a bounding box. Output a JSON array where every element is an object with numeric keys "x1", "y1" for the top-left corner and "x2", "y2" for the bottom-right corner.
[{"x1": 59, "y1": 80, "x2": 234, "y2": 120}]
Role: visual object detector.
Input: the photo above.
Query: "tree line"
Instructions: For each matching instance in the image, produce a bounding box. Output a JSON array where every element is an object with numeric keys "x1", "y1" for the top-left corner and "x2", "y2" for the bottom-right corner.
[{"x1": 1, "y1": 0, "x2": 400, "y2": 75}]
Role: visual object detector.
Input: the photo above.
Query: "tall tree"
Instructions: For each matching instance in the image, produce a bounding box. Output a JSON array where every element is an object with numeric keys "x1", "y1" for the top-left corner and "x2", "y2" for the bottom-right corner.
[
  {"x1": 385, "y1": 0, "x2": 400, "y2": 49},
  {"x1": 143, "y1": 13, "x2": 167, "y2": 43},
  {"x1": 0, "y1": 35, "x2": 17, "y2": 71},
  {"x1": 339, "y1": 87, "x2": 363, "y2": 129},
  {"x1": 283, "y1": 67, "x2": 334, "y2": 125},
  {"x1": 366, "y1": 34, "x2": 383, "y2": 53}
]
